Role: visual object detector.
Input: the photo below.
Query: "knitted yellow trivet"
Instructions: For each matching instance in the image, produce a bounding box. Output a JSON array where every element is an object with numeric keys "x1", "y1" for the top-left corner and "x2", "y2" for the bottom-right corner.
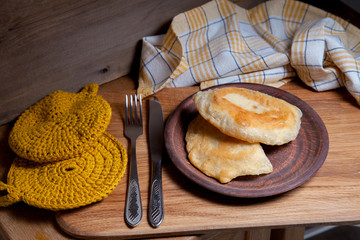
[
  {"x1": 0, "y1": 132, "x2": 127, "y2": 211},
  {"x1": 8, "y1": 83, "x2": 112, "y2": 163}
]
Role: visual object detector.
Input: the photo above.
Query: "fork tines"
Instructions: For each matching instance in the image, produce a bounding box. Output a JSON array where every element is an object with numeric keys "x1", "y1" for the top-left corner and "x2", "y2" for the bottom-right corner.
[{"x1": 125, "y1": 94, "x2": 143, "y2": 125}]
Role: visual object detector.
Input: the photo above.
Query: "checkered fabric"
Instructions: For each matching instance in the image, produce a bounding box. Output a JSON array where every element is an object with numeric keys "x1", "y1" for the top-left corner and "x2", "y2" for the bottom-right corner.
[{"x1": 138, "y1": 0, "x2": 360, "y2": 105}]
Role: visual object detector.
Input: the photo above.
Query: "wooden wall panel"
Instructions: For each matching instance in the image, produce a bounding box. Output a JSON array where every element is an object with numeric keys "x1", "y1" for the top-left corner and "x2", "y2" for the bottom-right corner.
[
  {"x1": 0, "y1": 0, "x2": 214, "y2": 125},
  {"x1": 4, "y1": 0, "x2": 354, "y2": 126}
]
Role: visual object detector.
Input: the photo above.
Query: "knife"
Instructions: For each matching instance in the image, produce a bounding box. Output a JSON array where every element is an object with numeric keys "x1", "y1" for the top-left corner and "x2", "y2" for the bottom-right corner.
[{"x1": 148, "y1": 97, "x2": 164, "y2": 228}]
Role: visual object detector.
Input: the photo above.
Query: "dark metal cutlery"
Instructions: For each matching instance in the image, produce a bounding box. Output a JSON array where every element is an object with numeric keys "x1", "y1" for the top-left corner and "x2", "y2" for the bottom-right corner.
[{"x1": 148, "y1": 97, "x2": 165, "y2": 228}]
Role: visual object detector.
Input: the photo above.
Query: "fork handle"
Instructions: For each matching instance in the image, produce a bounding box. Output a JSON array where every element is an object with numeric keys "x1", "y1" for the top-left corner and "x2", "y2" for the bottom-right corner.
[{"x1": 125, "y1": 140, "x2": 142, "y2": 227}]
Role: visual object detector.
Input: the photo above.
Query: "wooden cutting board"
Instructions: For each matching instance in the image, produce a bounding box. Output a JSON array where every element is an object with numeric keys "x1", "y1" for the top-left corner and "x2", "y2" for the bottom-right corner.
[{"x1": 56, "y1": 81, "x2": 360, "y2": 239}]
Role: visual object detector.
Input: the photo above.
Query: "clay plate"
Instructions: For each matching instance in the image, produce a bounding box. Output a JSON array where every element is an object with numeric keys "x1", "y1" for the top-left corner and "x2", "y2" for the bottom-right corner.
[{"x1": 164, "y1": 83, "x2": 329, "y2": 198}]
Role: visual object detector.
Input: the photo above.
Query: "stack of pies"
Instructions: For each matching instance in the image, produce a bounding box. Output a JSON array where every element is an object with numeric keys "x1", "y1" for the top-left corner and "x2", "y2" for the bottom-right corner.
[{"x1": 185, "y1": 87, "x2": 302, "y2": 183}]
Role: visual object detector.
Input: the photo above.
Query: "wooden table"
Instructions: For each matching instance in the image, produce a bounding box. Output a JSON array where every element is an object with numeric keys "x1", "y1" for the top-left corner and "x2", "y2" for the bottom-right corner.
[
  {"x1": 1, "y1": 76, "x2": 359, "y2": 240},
  {"x1": 1, "y1": 77, "x2": 360, "y2": 239},
  {"x1": 58, "y1": 79, "x2": 360, "y2": 239}
]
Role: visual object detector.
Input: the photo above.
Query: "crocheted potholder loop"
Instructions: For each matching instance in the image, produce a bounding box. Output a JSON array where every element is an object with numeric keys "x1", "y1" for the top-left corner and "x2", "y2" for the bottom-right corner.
[
  {"x1": 8, "y1": 83, "x2": 112, "y2": 163},
  {"x1": 2, "y1": 132, "x2": 127, "y2": 211},
  {"x1": 0, "y1": 182, "x2": 21, "y2": 207}
]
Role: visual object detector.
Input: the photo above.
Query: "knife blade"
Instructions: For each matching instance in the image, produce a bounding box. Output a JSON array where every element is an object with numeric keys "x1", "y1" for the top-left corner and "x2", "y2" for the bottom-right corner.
[{"x1": 148, "y1": 97, "x2": 164, "y2": 228}]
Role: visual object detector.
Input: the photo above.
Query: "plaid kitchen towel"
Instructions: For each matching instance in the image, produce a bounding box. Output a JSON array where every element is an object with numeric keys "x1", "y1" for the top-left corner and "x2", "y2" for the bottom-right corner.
[{"x1": 138, "y1": 0, "x2": 360, "y2": 105}]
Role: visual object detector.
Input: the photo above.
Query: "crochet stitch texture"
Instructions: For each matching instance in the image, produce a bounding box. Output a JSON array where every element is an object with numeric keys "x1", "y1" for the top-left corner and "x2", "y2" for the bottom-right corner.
[
  {"x1": 8, "y1": 83, "x2": 112, "y2": 163},
  {"x1": 0, "y1": 84, "x2": 127, "y2": 210},
  {"x1": 0, "y1": 132, "x2": 127, "y2": 210}
]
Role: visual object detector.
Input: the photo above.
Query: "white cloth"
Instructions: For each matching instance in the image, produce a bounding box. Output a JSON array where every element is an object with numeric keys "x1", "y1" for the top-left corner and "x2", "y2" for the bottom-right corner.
[{"x1": 138, "y1": 0, "x2": 360, "y2": 105}]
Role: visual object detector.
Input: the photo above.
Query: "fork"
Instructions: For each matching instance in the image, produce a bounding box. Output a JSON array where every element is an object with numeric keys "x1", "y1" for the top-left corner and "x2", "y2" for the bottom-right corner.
[{"x1": 124, "y1": 94, "x2": 143, "y2": 227}]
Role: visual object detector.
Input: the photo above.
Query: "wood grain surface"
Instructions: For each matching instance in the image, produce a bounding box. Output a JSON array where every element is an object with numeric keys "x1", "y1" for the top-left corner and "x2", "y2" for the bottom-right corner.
[
  {"x1": 54, "y1": 80, "x2": 360, "y2": 239},
  {"x1": 0, "y1": 0, "x2": 267, "y2": 127},
  {"x1": 1, "y1": 0, "x2": 356, "y2": 127},
  {"x1": 0, "y1": 0, "x2": 211, "y2": 126},
  {"x1": 1, "y1": 0, "x2": 360, "y2": 239}
]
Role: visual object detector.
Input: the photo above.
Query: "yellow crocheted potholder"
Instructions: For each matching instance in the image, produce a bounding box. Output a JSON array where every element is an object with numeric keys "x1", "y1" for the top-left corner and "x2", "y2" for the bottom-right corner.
[
  {"x1": 0, "y1": 132, "x2": 127, "y2": 211},
  {"x1": 8, "y1": 83, "x2": 111, "y2": 163}
]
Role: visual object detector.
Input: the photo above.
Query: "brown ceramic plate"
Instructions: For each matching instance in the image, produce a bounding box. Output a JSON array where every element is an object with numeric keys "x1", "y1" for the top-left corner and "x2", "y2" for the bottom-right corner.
[{"x1": 164, "y1": 83, "x2": 329, "y2": 198}]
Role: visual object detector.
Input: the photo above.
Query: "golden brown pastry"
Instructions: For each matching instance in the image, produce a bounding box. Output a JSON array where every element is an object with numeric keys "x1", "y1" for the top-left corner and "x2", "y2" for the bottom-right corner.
[
  {"x1": 185, "y1": 115, "x2": 273, "y2": 183},
  {"x1": 193, "y1": 87, "x2": 302, "y2": 145}
]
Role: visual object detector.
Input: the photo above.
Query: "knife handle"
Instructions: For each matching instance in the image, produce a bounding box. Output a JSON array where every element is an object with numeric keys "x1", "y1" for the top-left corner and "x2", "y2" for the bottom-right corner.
[{"x1": 149, "y1": 160, "x2": 164, "y2": 227}]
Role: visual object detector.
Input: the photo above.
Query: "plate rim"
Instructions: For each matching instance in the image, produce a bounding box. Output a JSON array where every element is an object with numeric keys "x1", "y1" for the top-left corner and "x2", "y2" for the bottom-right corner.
[{"x1": 164, "y1": 83, "x2": 329, "y2": 198}]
